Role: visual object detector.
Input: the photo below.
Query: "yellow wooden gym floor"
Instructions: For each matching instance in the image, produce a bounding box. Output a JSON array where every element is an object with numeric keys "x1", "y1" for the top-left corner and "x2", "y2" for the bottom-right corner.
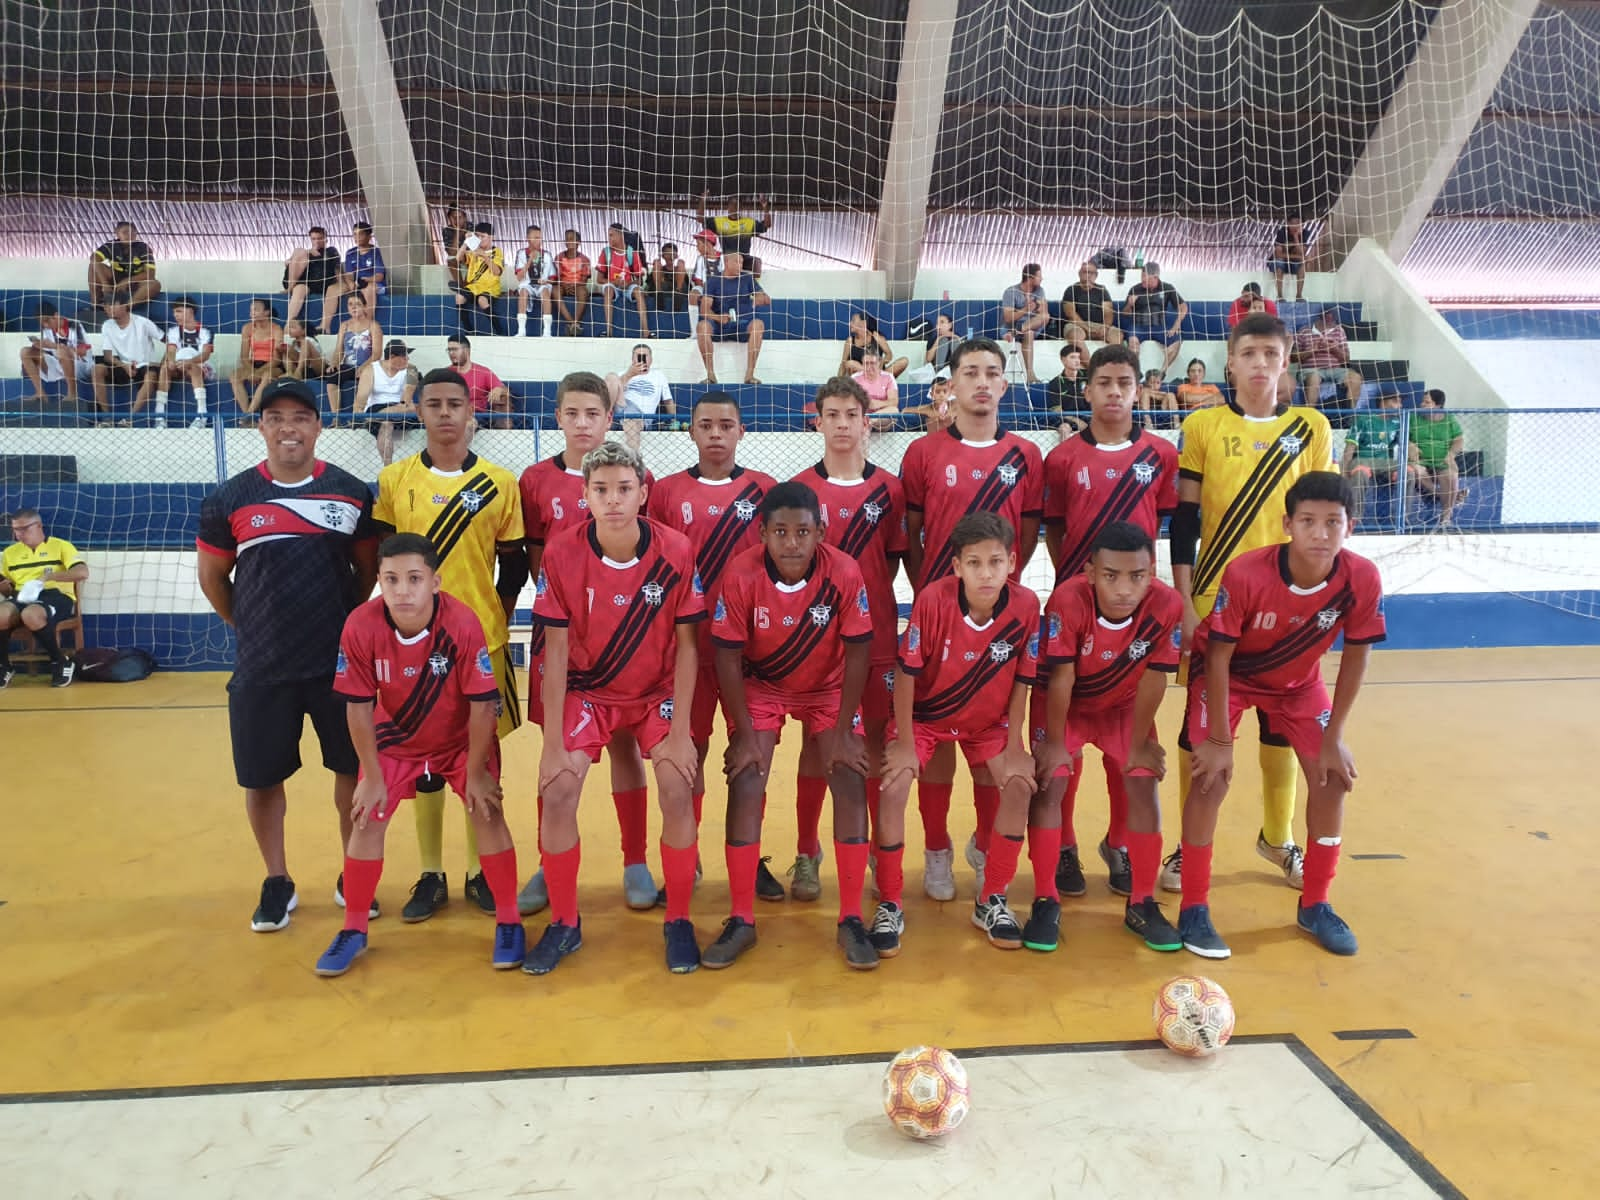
[{"x1": 1, "y1": 646, "x2": 1595, "y2": 1198}]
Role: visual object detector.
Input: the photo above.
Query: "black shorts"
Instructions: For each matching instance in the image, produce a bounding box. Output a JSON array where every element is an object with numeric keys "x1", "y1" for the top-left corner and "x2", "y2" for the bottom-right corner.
[
  {"x1": 102, "y1": 362, "x2": 156, "y2": 387},
  {"x1": 227, "y1": 676, "x2": 359, "y2": 790},
  {"x1": 10, "y1": 590, "x2": 75, "y2": 625}
]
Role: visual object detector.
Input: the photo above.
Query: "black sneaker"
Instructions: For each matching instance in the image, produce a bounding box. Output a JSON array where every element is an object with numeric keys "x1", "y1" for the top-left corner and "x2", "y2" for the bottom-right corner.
[
  {"x1": 1177, "y1": 903, "x2": 1231, "y2": 959},
  {"x1": 1097, "y1": 838, "x2": 1132, "y2": 896},
  {"x1": 837, "y1": 916, "x2": 879, "y2": 970},
  {"x1": 0, "y1": 666, "x2": 14, "y2": 689},
  {"x1": 463, "y1": 871, "x2": 496, "y2": 915},
  {"x1": 701, "y1": 916, "x2": 758, "y2": 969},
  {"x1": 869, "y1": 901, "x2": 904, "y2": 958},
  {"x1": 663, "y1": 918, "x2": 701, "y2": 974},
  {"x1": 755, "y1": 856, "x2": 786, "y2": 902},
  {"x1": 401, "y1": 872, "x2": 448, "y2": 923},
  {"x1": 333, "y1": 872, "x2": 380, "y2": 920},
  {"x1": 1124, "y1": 897, "x2": 1182, "y2": 951},
  {"x1": 523, "y1": 919, "x2": 583, "y2": 975},
  {"x1": 251, "y1": 875, "x2": 297, "y2": 932},
  {"x1": 1055, "y1": 845, "x2": 1087, "y2": 897},
  {"x1": 50, "y1": 658, "x2": 76, "y2": 688},
  {"x1": 1021, "y1": 897, "x2": 1061, "y2": 952}
]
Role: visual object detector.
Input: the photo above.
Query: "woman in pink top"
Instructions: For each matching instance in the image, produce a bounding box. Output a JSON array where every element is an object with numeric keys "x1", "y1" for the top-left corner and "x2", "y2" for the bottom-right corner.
[{"x1": 851, "y1": 346, "x2": 899, "y2": 430}]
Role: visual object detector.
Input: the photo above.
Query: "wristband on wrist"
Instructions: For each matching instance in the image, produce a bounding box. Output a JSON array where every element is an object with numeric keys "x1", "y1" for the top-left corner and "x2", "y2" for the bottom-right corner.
[{"x1": 1206, "y1": 734, "x2": 1233, "y2": 748}]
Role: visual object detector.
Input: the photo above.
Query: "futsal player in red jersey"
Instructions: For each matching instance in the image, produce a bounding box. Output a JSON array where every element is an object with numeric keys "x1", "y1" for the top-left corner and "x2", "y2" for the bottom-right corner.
[
  {"x1": 317, "y1": 534, "x2": 523, "y2": 977},
  {"x1": 1040, "y1": 344, "x2": 1179, "y2": 897},
  {"x1": 646, "y1": 392, "x2": 776, "y2": 875},
  {"x1": 701, "y1": 482, "x2": 879, "y2": 970},
  {"x1": 791, "y1": 376, "x2": 907, "y2": 893},
  {"x1": 1182, "y1": 472, "x2": 1386, "y2": 959},
  {"x1": 874, "y1": 513, "x2": 1041, "y2": 954},
  {"x1": 516, "y1": 371, "x2": 659, "y2": 915},
  {"x1": 528, "y1": 441, "x2": 706, "y2": 976},
  {"x1": 1034, "y1": 521, "x2": 1184, "y2": 955},
  {"x1": 897, "y1": 338, "x2": 1045, "y2": 902}
]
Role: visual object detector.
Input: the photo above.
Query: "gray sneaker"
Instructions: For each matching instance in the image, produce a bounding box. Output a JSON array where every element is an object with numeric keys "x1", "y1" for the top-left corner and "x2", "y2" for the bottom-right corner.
[
  {"x1": 516, "y1": 869, "x2": 549, "y2": 916},
  {"x1": 701, "y1": 917, "x2": 758, "y2": 969}
]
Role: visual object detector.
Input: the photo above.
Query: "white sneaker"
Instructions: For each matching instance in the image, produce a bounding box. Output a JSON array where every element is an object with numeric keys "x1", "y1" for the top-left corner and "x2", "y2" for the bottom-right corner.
[
  {"x1": 964, "y1": 833, "x2": 986, "y2": 895},
  {"x1": 152, "y1": 415, "x2": 166, "y2": 429},
  {"x1": 1256, "y1": 831, "x2": 1305, "y2": 889},
  {"x1": 190, "y1": 415, "x2": 209, "y2": 430},
  {"x1": 1158, "y1": 846, "x2": 1183, "y2": 893},
  {"x1": 923, "y1": 847, "x2": 956, "y2": 901}
]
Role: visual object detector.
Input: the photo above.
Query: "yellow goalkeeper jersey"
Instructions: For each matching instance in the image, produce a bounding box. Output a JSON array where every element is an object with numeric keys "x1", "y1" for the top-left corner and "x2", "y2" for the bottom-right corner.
[
  {"x1": 1178, "y1": 400, "x2": 1333, "y2": 612},
  {"x1": 374, "y1": 450, "x2": 524, "y2": 651}
]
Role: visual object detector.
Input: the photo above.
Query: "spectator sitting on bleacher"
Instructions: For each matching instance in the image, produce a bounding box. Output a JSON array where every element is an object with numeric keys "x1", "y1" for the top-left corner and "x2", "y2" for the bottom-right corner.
[
  {"x1": 606, "y1": 343, "x2": 674, "y2": 441},
  {"x1": 905, "y1": 312, "x2": 961, "y2": 383},
  {"x1": 651, "y1": 243, "x2": 691, "y2": 315},
  {"x1": 231, "y1": 298, "x2": 283, "y2": 418},
  {"x1": 91, "y1": 296, "x2": 163, "y2": 425},
  {"x1": 1138, "y1": 368, "x2": 1167, "y2": 426},
  {"x1": 277, "y1": 318, "x2": 325, "y2": 381},
  {"x1": 1060, "y1": 260, "x2": 1124, "y2": 347},
  {"x1": 343, "y1": 222, "x2": 387, "y2": 315},
  {"x1": 455, "y1": 222, "x2": 506, "y2": 336},
  {"x1": 1343, "y1": 390, "x2": 1422, "y2": 521},
  {"x1": 88, "y1": 221, "x2": 161, "y2": 312},
  {"x1": 553, "y1": 229, "x2": 593, "y2": 336},
  {"x1": 1000, "y1": 262, "x2": 1050, "y2": 384},
  {"x1": 852, "y1": 346, "x2": 900, "y2": 430},
  {"x1": 513, "y1": 225, "x2": 556, "y2": 338},
  {"x1": 1268, "y1": 215, "x2": 1308, "y2": 301},
  {"x1": 839, "y1": 310, "x2": 908, "y2": 379},
  {"x1": 1, "y1": 507, "x2": 88, "y2": 688},
  {"x1": 1122, "y1": 262, "x2": 1188, "y2": 374},
  {"x1": 688, "y1": 230, "x2": 721, "y2": 310},
  {"x1": 699, "y1": 190, "x2": 773, "y2": 277},
  {"x1": 355, "y1": 340, "x2": 419, "y2": 465},
  {"x1": 696, "y1": 250, "x2": 769, "y2": 385},
  {"x1": 596, "y1": 222, "x2": 652, "y2": 338},
  {"x1": 283, "y1": 226, "x2": 346, "y2": 334},
  {"x1": 1175, "y1": 358, "x2": 1224, "y2": 413},
  {"x1": 1046, "y1": 344, "x2": 1089, "y2": 431},
  {"x1": 1226, "y1": 282, "x2": 1277, "y2": 328},
  {"x1": 900, "y1": 370, "x2": 955, "y2": 434},
  {"x1": 446, "y1": 334, "x2": 512, "y2": 430},
  {"x1": 1410, "y1": 388, "x2": 1466, "y2": 529},
  {"x1": 20, "y1": 301, "x2": 92, "y2": 407},
  {"x1": 441, "y1": 204, "x2": 470, "y2": 290},
  {"x1": 148, "y1": 298, "x2": 216, "y2": 430},
  {"x1": 1292, "y1": 305, "x2": 1361, "y2": 410},
  {"x1": 324, "y1": 292, "x2": 382, "y2": 423}
]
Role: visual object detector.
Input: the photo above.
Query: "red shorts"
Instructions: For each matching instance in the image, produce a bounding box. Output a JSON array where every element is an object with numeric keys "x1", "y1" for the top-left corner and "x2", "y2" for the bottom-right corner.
[
  {"x1": 359, "y1": 742, "x2": 502, "y2": 824},
  {"x1": 690, "y1": 662, "x2": 724, "y2": 744},
  {"x1": 1029, "y1": 693, "x2": 1157, "y2": 779},
  {"x1": 1182, "y1": 675, "x2": 1332, "y2": 763},
  {"x1": 860, "y1": 658, "x2": 896, "y2": 726},
  {"x1": 561, "y1": 690, "x2": 675, "y2": 761},
  {"x1": 889, "y1": 719, "x2": 1012, "y2": 772},
  {"x1": 746, "y1": 682, "x2": 859, "y2": 739}
]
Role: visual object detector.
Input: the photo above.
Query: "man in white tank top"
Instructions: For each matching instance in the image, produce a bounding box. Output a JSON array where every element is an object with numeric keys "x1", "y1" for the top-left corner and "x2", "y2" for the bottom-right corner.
[{"x1": 355, "y1": 340, "x2": 419, "y2": 464}]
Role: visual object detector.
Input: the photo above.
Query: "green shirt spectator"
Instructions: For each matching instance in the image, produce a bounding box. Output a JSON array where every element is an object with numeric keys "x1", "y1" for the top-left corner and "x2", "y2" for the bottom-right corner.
[
  {"x1": 1409, "y1": 404, "x2": 1463, "y2": 469},
  {"x1": 1346, "y1": 409, "x2": 1401, "y2": 468}
]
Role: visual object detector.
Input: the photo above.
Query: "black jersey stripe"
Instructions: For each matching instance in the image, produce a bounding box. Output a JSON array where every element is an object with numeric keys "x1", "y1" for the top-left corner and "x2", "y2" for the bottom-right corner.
[
  {"x1": 570, "y1": 559, "x2": 684, "y2": 692},
  {"x1": 1230, "y1": 583, "x2": 1358, "y2": 679},
  {"x1": 1193, "y1": 418, "x2": 1313, "y2": 595},
  {"x1": 1055, "y1": 445, "x2": 1166, "y2": 583},
  {"x1": 1072, "y1": 614, "x2": 1171, "y2": 699},
  {"x1": 694, "y1": 480, "x2": 768, "y2": 588},
  {"x1": 375, "y1": 635, "x2": 460, "y2": 748},
  {"x1": 923, "y1": 446, "x2": 1031, "y2": 583},
  {"x1": 425, "y1": 472, "x2": 502, "y2": 566},
  {"x1": 911, "y1": 615, "x2": 1032, "y2": 723},
  {"x1": 746, "y1": 580, "x2": 845, "y2": 683},
  {"x1": 835, "y1": 482, "x2": 895, "y2": 559}
]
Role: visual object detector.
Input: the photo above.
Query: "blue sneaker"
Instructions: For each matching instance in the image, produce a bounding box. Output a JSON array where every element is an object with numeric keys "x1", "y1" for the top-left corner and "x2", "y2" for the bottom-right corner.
[
  {"x1": 522, "y1": 920, "x2": 582, "y2": 976},
  {"x1": 315, "y1": 929, "x2": 368, "y2": 977},
  {"x1": 492, "y1": 922, "x2": 526, "y2": 969},
  {"x1": 1298, "y1": 902, "x2": 1359, "y2": 956},
  {"x1": 623, "y1": 862, "x2": 658, "y2": 910},
  {"x1": 663, "y1": 918, "x2": 701, "y2": 974},
  {"x1": 1177, "y1": 904, "x2": 1232, "y2": 959},
  {"x1": 516, "y1": 870, "x2": 549, "y2": 917}
]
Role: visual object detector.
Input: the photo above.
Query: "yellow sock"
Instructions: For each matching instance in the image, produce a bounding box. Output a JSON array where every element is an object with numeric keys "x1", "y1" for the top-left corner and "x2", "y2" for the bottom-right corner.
[
  {"x1": 463, "y1": 810, "x2": 481, "y2": 876},
  {"x1": 413, "y1": 789, "x2": 446, "y2": 875},
  {"x1": 1259, "y1": 741, "x2": 1298, "y2": 846}
]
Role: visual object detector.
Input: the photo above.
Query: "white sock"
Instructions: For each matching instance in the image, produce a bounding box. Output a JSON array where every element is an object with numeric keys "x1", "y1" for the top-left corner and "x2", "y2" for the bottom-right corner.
[
  {"x1": 194, "y1": 387, "x2": 207, "y2": 414},
  {"x1": 154, "y1": 391, "x2": 168, "y2": 413},
  {"x1": 541, "y1": 314, "x2": 552, "y2": 336},
  {"x1": 517, "y1": 313, "x2": 528, "y2": 336}
]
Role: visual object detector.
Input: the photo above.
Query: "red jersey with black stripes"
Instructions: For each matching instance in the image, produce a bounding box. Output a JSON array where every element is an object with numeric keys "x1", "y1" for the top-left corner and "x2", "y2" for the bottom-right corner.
[
  {"x1": 795, "y1": 461, "x2": 907, "y2": 663},
  {"x1": 712, "y1": 543, "x2": 874, "y2": 696},
  {"x1": 1042, "y1": 428, "x2": 1179, "y2": 584},
  {"x1": 1042, "y1": 575, "x2": 1183, "y2": 714},
  {"x1": 898, "y1": 576, "x2": 1041, "y2": 729},
  {"x1": 899, "y1": 425, "x2": 1044, "y2": 590},
  {"x1": 333, "y1": 592, "x2": 499, "y2": 760},
  {"x1": 1193, "y1": 544, "x2": 1386, "y2": 693},
  {"x1": 532, "y1": 518, "x2": 706, "y2": 704},
  {"x1": 647, "y1": 464, "x2": 776, "y2": 591}
]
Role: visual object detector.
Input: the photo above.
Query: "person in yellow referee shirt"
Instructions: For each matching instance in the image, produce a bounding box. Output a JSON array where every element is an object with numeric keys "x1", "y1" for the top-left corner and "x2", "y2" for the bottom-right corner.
[
  {"x1": 1165, "y1": 312, "x2": 1334, "y2": 893},
  {"x1": 2, "y1": 507, "x2": 88, "y2": 688},
  {"x1": 373, "y1": 367, "x2": 527, "y2": 920}
]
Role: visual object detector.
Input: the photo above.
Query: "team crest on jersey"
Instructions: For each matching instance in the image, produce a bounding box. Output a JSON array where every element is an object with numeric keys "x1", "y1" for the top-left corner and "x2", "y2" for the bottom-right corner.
[
  {"x1": 1317, "y1": 709, "x2": 1332, "y2": 729},
  {"x1": 1279, "y1": 435, "x2": 1304, "y2": 456},
  {"x1": 1214, "y1": 586, "x2": 1229, "y2": 613},
  {"x1": 734, "y1": 499, "x2": 757, "y2": 521},
  {"x1": 427, "y1": 652, "x2": 450, "y2": 677},
  {"x1": 713, "y1": 597, "x2": 727, "y2": 623},
  {"x1": 1316, "y1": 608, "x2": 1340, "y2": 631},
  {"x1": 642, "y1": 581, "x2": 666, "y2": 606},
  {"x1": 809, "y1": 603, "x2": 833, "y2": 628},
  {"x1": 996, "y1": 464, "x2": 1019, "y2": 487},
  {"x1": 1132, "y1": 462, "x2": 1156, "y2": 485},
  {"x1": 320, "y1": 501, "x2": 354, "y2": 529},
  {"x1": 335, "y1": 650, "x2": 348, "y2": 676},
  {"x1": 882, "y1": 669, "x2": 895, "y2": 693},
  {"x1": 862, "y1": 501, "x2": 883, "y2": 524},
  {"x1": 1128, "y1": 638, "x2": 1150, "y2": 660},
  {"x1": 988, "y1": 640, "x2": 1013, "y2": 664},
  {"x1": 476, "y1": 647, "x2": 493, "y2": 678},
  {"x1": 659, "y1": 698, "x2": 675, "y2": 722},
  {"x1": 458, "y1": 490, "x2": 485, "y2": 512},
  {"x1": 857, "y1": 587, "x2": 870, "y2": 616},
  {"x1": 907, "y1": 624, "x2": 921, "y2": 654}
]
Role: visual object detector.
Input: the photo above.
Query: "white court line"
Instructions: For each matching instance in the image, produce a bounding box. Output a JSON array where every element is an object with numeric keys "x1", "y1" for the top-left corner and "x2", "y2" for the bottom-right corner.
[{"x1": 0, "y1": 1043, "x2": 1453, "y2": 1199}]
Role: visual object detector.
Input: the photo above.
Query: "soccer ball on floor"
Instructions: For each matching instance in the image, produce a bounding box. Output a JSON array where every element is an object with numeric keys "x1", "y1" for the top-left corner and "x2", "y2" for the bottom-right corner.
[
  {"x1": 1153, "y1": 975, "x2": 1236, "y2": 1057},
  {"x1": 882, "y1": 1045, "x2": 971, "y2": 1140}
]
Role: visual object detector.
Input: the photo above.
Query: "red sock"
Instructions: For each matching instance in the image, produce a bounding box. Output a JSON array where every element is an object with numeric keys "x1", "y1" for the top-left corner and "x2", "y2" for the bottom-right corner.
[
  {"x1": 613, "y1": 788, "x2": 649, "y2": 867},
  {"x1": 691, "y1": 791, "x2": 704, "y2": 826},
  {"x1": 865, "y1": 776, "x2": 882, "y2": 843},
  {"x1": 973, "y1": 784, "x2": 1000, "y2": 854},
  {"x1": 1060, "y1": 768, "x2": 1082, "y2": 848},
  {"x1": 1127, "y1": 830, "x2": 1163, "y2": 903},
  {"x1": 341, "y1": 855, "x2": 383, "y2": 934},
  {"x1": 984, "y1": 833, "x2": 1023, "y2": 899},
  {"x1": 726, "y1": 841, "x2": 760, "y2": 923},
  {"x1": 1301, "y1": 839, "x2": 1341, "y2": 907},
  {"x1": 1180, "y1": 840, "x2": 1214, "y2": 911},
  {"x1": 796, "y1": 775, "x2": 827, "y2": 858},
  {"x1": 875, "y1": 842, "x2": 905, "y2": 906},
  {"x1": 918, "y1": 781, "x2": 953, "y2": 851},
  {"x1": 834, "y1": 838, "x2": 869, "y2": 921},
  {"x1": 1104, "y1": 760, "x2": 1129, "y2": 848},
  {"x1": 477, "y1": 847, "x2": 521, "y2": 924},
  {"x1": 543, "y1": 842, "x2": 581, "y2": 925},
  {"x1": 1027, "y1": 823, "x2": 1061, "y2": 901},
  {"x1": 660, "y1": 838, "x2": 699, "y2": 922}
]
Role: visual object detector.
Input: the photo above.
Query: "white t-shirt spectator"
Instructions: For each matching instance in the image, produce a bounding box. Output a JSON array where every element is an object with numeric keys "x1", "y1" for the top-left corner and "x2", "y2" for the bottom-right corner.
[
  {"x1": 99, "y1": 314, "x2": 164, "y2": 367},
  {"x1": 620, "y1": 369, "x2": 672, "y2": 416},
  {"x1": 167, "y1": 323, "x2": 213, "y2": 361}
]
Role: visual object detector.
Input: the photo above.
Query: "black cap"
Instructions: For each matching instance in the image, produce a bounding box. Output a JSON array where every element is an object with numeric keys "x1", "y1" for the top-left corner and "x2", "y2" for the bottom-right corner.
[
  {"x1": 384, "y1": 339, "x2": 414, "y2": 357},
  {"x1": 258, "y1": 378, "x2": 320, "y2": 413}
]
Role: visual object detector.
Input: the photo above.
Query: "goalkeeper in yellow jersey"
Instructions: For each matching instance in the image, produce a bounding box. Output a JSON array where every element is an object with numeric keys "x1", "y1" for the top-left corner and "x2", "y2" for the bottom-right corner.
[
  {"x1": 1163, "y1": 312, "x2": 1333, "y2": 893},
  {"x1": 373, "y1": 368, "x2": 528, "y2": 921}
]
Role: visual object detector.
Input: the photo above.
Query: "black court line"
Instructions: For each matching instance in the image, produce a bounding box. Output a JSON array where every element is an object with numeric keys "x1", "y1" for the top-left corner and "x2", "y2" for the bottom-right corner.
[
  {"x1": 1350, "y1": 853, "x2": 1407, "y2": 861},
  {"x1": 1333, "y1": 1028, "x2": 1417, "y2": 1041},
  {"x1": 0, "y1": 1033, "x2": 1463, "y2": 1197}
]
